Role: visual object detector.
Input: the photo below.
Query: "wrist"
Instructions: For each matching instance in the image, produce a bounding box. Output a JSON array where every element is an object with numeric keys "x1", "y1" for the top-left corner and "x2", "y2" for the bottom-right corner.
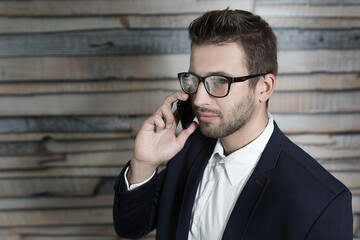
[{"x1": 127, "y1": 158, "x2": 158, "y2": 185}]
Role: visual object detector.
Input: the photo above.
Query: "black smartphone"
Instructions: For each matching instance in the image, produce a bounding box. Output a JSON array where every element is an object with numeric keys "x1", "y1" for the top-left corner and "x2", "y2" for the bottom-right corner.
[{"x1": 177, "y1": 99, "x2": 195, "y2": 129}]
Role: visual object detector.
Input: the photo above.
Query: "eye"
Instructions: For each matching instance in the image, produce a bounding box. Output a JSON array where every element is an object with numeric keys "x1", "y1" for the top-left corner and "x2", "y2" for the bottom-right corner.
[{"x1": 208, "y1": 76, "x2": 228, "y2": 85}]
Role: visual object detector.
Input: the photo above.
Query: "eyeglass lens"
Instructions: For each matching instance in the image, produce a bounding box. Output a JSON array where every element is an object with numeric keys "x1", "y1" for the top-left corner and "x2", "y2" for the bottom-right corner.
[{"x1": 180, "y1": 73, "x2": 229, "y2": 97}]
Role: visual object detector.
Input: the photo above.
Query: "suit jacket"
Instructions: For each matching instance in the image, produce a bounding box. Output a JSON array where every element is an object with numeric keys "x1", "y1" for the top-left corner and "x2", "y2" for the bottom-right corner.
[{"x1": 113, "y1": 122, "x2": 353, "y2": 240}]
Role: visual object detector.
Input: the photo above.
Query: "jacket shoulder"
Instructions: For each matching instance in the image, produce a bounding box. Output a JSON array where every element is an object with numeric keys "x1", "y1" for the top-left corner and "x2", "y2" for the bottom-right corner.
[{"x1": 280, "y1": 136, "x2": 348, "y2": 195}]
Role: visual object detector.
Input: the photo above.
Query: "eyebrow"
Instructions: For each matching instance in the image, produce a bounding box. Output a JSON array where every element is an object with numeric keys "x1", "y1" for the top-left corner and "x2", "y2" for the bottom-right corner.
[{"x1": 191, "y1": 71, "x2": 236, "y2": 77}]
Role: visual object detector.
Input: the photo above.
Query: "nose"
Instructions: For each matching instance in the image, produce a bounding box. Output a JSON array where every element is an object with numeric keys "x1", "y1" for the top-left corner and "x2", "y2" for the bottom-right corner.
[{"x1": 192, "y1": 81, "x2": 211, "y2": 107}]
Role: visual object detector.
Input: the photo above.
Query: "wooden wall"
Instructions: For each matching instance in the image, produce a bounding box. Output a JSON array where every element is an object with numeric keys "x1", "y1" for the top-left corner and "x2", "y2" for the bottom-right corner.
[{"x1": 0, "y1": 0, "x2": 359, "y2": 239}]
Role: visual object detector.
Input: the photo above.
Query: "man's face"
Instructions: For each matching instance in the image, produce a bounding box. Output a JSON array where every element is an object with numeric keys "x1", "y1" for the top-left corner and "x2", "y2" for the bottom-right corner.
[{"x1": 189, "y1": 43, "x2": 257, "y2": 139}]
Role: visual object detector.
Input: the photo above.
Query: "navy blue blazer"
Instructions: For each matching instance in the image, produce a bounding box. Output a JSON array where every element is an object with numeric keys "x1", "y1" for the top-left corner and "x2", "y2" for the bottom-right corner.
[{"x1": 113, "y1": 122, "x2": 353, "y2": 239}]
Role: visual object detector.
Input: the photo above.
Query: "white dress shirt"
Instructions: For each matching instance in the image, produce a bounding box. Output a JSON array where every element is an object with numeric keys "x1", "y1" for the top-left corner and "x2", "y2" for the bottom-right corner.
[
  {"x1": 188, "y1": 114, "x2": 274, "y2": 240},
  {"x1": 125, "y1": 114, "x2": 274, "y2": 239}
]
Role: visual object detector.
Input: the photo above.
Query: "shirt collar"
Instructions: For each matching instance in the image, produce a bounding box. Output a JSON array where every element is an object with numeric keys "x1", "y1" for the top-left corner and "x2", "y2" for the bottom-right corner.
[{"x1": 209, "y1": 113, "x2": 274, "y2": 186}]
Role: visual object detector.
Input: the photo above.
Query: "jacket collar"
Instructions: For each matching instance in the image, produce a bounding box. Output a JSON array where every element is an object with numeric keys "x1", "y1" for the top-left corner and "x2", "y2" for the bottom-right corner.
[
  {"x1": 222, "y1": 121, "x2": 286, "y2": 239},
  {"x1": 176, "y1": 121, "x2": 286, "y2": 240}
]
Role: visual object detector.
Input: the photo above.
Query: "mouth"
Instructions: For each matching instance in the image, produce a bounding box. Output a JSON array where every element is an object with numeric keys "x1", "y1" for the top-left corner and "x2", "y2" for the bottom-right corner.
[{"x1": 195, "y1": 106, "x2": 221, "y2": 123}]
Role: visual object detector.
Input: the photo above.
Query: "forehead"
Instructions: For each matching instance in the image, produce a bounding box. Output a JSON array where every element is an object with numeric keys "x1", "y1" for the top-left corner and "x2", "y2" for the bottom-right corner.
[{"x1": 189, "y1": 43, "x2": 248, "y2": 76}]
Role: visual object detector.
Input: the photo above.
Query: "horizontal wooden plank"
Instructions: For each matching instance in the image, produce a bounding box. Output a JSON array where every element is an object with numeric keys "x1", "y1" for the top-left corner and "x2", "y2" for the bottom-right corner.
[
  {"x1": 256, "y1": 0, "x2": 360, "y2": 4},
  {"x1": 0, "y1": 235, "x2": 20, "y2": 240},
  {"x1": 0, "y1": 114, "x2": 358, "y2": 135},
  {"x1": 0, "y1": 132, "x2": 131, "y2": 142},
  {"x1": 0, "y1": 15, "x2": 197, "y2": 33},
  {"x1": 24, "y1": 236, "x2": 128, "y2": 240},
  {"x1": 44, "y1": 139, "x2": 134, "y2": 154},
  {"x1": 266, "y1": 17, "x2": 360, "y2": 29},
  {"x1": 355, "y1": 214, "x2": 360, "y2": 238},
  {"x1": 47, "y1": 151, "x2": 132, "y2": 167},
  {"x1": 0, "y1": 167, "x2": 121, "y2": 178},
  {"x1": 0, "y1": 55, "x2": 190, "y2": 81},
  {"x1": 255, "y1": 5, "x2": 360, "y2": 17},
  {"x1": 0, "y1": 151, "x2": 131, "y2": 169},
  {"x1": 0, "y1": 79, "x2": 180, "y2": 95},
  {"x1": 0, "y1": 225, "x2": 116, "y2": 236},
  {"x1": 275, "y1": 113, "x2": 360, "y2": 134},
  {"x1": 300, "y1": 145, "x2": 360, "y2": 159},
  {"x1": 0, "y1": 178, "x2": 100, "y2": 197},
  {"x1": 278, "y1": 50, "x2": 360, "y2": 74},
  {"x1": 2, "y1": 73, "x2": 359, "y2": 96},
  {"x1": 331, "y1": 172, "x2": 360, "y2": 189},
  {"x1": 0, "y1": 138, "x2": 134, "y2": 155},
  {"x1": 0, "y1": 29, "x2": 190, "y2": 57},
  {"x1": 1, "y1": 50, "x2": 359, "y2": 81},
  {"x1": 270, "y1": 91, "x2": 360, "y2": 113},
  {"x1": 0, "y1": 0, "x2": 252, "y2": 16},
  {"x1": 0, "y1": 194, "x2": 113, "y2": 210},
  {"x1": 289, "y1": 133, "x2": 360, "y2": 148},
  {"x1": 0, "y1": 29, "x2": 358, "y2": 57},
  {"x1": 0, "y1": 116, "x2": 141, "y2": 134},
  {"x1": 276, "y1": 73, "x2": 360, "y2": 91},
  {"x1": 2, "y1": 15, "x2": 359, "y2": 34},
  {"x1": 320, "y1": 159, "x2": 360, "y2": 171},
  {"x1": 0, "y1": 155, "x2": 64, "y2": 170},
  {"x1": 0, "y1": 207, "x2": 112, "y2": 227},
  {"x1": 0, "y1": 90, "x2": 358, "y2": 116}
]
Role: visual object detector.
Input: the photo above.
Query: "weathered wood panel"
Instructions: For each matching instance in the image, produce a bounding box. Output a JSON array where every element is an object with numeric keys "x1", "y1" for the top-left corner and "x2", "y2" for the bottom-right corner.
[
  {"x1": 0, "y1": 178, "x2": 101, "y2": 197},
  {"x1": 2, "y1": 16, "x2": 360, "y2": 34},
  {"x1": 255, "y1": 5, "x2": 360, "y2": 17},
  {"x1": 0, "y1": 208, "x2": 112, "y2": 227},
  {"x1": 1, "y1": 50, "x2": 359, "y2": 82},
  {"x1": 1, "y1": 73, "x2": 359, "y2": 96},
  {"x1": 0, "y1": 0, "x2": 253, "y2": 16},
  {"x1": 0, "y1": 114, "x2": 358, "y2": 135},
  {"x1": 0, "y1": 90, "x2": 358, "y2": 116},
  {"x1": 0, "y1": 0, "x2": 358, "y2": 239},
  {"x1": 0, "y1": 194, "x2": 113, "y2": 210},
  {"x1": 0, "y1": 151, "x2": 131, "y2": 169},
  {"x1": 0, "y1": 29, "x2": 358, "y2": 57}
]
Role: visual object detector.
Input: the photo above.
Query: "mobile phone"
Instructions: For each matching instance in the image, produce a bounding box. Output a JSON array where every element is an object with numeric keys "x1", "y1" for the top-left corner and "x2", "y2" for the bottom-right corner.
[{"x1": 177, "y1": 99, "x2": 195, "y2": 129}]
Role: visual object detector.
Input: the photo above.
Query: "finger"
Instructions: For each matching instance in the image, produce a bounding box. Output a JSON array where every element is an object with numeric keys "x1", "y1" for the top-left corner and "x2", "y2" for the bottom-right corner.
[
  {"x1": 163, "y1": 91, "x2": 189, "y2": 109},
  {"x1": 152, "y1": 114, "x2": 166, "y2": 132},
  {"x1": 156, "y1": 104, "x2": 176, "y2": 129},
  {"x1": 176, "y1": 121, "x2": 198, "y2": 146}
]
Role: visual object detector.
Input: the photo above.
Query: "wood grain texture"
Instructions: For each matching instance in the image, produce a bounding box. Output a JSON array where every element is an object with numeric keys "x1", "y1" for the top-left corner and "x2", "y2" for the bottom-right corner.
[
  {"x1": 0, "y1": 178, "x2": 101, "y2": 197},
  {"x1": 0, "y1": 114, "x2": 358, "y2": 135},
  {"x1": 0, "y1": 29, "x2": 358, "y2": 57},
  {"x1": 1, "y1": 73, "x2": 359, "y2": 96},
  {"x1": 0, "y1": 0, "x2": 252, "y2": 16},
  {"x1": 1, "y1": 50, "x2": 359, "y2": 81},
  {"x1": 255, "y1": 5, "x2": 360, "y2": 17},
  {"x1": 2, "y1": 15, "x2": 360, "y2": 34},
  {"x1": 0, "y1": 208, "x2": 112, "y2": 226},
  {"x1": 0, "y1": 0, "x2": 359, "y2": 238},
  {"x1": 0, "y1": 90, "x2": 358, "y2": 116}
]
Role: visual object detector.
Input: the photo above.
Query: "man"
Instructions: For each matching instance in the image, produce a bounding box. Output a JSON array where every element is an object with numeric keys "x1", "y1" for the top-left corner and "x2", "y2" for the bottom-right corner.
[{"x1": 113, "y1": 9, "x2": 353, "y2": 240}]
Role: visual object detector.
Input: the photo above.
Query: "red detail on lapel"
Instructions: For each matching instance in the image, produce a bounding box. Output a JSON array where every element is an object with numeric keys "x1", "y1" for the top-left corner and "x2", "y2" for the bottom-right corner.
[{"x1": 256, "y1": 180, "x2": 263, "y2": 188}]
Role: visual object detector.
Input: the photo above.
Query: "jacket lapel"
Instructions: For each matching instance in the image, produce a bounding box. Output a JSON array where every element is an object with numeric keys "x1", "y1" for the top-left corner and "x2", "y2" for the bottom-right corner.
[
  {"x1": 175, "y1": 136, "x2": 217, "y2": 240},
  {"x1": 222, "y1": 122, "x2": 286, "y2": 239}
]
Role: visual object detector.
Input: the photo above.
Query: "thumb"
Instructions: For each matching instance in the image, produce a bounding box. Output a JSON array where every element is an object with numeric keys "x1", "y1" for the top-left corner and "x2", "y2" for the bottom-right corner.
[{"x1": 176, "y1": 122, "x2": 198, "y2": 147}]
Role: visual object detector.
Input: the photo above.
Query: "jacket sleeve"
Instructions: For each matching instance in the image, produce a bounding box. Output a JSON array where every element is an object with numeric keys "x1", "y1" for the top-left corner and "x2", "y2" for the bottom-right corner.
[
  {"x1": 112, "y1": 161, "x2": 165, "y2": 239},
  {"x1": 305, "y1": 189, "x2": 353, "y2": 240}
]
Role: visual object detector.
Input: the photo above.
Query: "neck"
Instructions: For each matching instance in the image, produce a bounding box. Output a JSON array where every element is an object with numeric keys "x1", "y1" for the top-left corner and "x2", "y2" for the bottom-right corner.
[{"x1": 220, "y1": 110, "x2": 269, "y2": 156}]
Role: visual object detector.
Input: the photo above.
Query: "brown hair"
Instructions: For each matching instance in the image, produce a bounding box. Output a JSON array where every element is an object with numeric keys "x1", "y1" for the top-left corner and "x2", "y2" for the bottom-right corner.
[{"x1": 188, "y1": 8, "x2": 278, "y2": 89}]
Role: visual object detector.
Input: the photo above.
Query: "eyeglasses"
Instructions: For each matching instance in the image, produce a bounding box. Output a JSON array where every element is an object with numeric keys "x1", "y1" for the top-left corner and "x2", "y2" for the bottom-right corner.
[{"x1": 178, "y1": 72, "x2": 268, "y2": 98}]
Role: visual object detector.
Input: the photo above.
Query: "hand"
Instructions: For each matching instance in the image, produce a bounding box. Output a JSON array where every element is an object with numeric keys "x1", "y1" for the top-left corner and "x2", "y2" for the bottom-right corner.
[{"x1": 127, "y1": 91, "x2": 198, "y2": 184}]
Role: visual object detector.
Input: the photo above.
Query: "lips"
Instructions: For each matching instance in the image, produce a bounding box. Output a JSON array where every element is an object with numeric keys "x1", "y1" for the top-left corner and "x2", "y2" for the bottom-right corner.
[{"x1": 196, "y1": 112, "x2": 219, "y2": 122}]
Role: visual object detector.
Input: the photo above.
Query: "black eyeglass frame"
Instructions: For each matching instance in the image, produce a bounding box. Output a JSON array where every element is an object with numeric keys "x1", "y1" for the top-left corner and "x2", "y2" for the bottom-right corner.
[{"x1": 177, "y1": 72, "x2": 269, "y2": 98}]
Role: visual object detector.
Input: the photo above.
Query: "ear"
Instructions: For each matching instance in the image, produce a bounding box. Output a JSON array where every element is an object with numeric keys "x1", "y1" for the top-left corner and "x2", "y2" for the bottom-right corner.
[{"x1": 257, "y1": 73, "x2": 276, "y2": 103}]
